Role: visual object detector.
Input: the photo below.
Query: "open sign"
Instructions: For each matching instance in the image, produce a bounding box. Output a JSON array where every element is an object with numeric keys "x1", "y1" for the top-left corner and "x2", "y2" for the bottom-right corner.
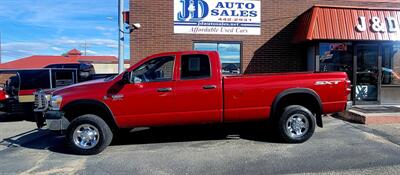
[{"x1": 330, "y1": 43, "x2": 347, "y2": 51}]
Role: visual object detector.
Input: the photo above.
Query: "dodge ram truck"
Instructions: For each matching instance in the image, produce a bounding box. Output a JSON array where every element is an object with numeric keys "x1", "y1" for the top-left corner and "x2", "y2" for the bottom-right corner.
[{"x1": 35, "y1": 51, "x2": 351, "y2": 155}]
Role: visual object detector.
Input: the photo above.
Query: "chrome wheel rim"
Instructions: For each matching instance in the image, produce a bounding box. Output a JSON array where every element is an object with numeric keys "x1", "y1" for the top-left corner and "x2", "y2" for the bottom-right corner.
[
  {"x1": 285, "y1": 114, "x2": 309, "y2": 139},
  {"x1": 72, "y1": 124, "x2": 100, "y2": 149}
]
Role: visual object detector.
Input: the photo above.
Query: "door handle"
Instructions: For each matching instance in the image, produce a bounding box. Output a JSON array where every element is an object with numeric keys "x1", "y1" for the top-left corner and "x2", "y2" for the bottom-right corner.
[
  {"x1": 203, "y1": 85, "x2": 217, "y2": 90},
  {"x1": 157, "y1": 88, "x2": 172, "y2": 92}
]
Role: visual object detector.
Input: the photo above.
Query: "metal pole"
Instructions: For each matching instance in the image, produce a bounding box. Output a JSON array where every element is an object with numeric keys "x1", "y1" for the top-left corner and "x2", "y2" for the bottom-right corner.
[{"x1": 118, "y1": 0, "x2": 125, "y2": 74}]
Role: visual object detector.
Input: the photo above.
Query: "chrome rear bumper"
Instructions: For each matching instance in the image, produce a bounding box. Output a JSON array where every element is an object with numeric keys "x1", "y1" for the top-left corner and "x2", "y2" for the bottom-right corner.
[{"x1": 345, "y1": 101, "x2": 353, "y2": 111}]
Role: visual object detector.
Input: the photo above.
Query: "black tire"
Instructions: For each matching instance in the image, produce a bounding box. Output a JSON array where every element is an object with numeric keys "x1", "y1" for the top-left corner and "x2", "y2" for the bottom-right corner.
[
  {"x1": 66, "y1": 114, "x2": 113, "y2": 155},
  {"x1": 277, "y1": 105, "x2": 315, "y2": 143}
]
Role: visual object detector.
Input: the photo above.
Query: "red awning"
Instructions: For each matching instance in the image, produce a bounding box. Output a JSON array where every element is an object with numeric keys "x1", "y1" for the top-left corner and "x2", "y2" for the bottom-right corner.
[{"x1": 294, "y1": 5, "x2": 400, "y2": 43}]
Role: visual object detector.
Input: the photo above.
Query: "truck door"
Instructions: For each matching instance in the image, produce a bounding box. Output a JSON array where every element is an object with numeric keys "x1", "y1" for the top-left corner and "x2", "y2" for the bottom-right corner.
[
  {"x1": 173, "y1": 53, "x2": 223, "y2": 124},
  {"x1": 108, "y1": 55, "x2": 178, "y2": 127}
]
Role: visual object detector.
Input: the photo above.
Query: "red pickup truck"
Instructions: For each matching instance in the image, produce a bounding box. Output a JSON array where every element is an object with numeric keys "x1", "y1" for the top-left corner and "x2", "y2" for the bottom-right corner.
[{"x1": 35, "y1": 51, "x2": 351, "y2": 155}]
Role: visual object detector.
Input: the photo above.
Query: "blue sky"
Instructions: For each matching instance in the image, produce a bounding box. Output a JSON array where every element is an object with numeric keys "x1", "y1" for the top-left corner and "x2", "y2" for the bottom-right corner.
[{"x1": 0, "y1": 0, "x2": 130, "y2": 63}]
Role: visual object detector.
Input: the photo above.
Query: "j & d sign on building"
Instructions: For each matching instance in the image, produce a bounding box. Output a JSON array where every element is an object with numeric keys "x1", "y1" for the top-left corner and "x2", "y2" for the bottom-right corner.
[
  {"x1": 174, "y1": 0, "x2": 261, "y2": 35},
  {"x1": 356, "y1": 16, "x2": 400, "y2": 33}
]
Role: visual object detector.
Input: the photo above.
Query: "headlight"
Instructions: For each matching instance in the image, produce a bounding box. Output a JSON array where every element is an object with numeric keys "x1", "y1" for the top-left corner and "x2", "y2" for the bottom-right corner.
[{"x1": 50, "y1": 95, "x2": 63, "y2": 110}]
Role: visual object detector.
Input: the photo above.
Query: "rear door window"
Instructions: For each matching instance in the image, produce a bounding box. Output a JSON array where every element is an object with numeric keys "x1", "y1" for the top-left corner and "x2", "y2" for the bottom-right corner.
[{"x1": 181, "y1": 54, "x2": 211, "y2": 80}]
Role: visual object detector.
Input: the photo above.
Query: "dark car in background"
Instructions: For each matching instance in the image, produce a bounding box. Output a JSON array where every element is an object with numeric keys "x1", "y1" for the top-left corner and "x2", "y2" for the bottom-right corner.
[{"x1": 0, "y1": 63, "x2": 117, "y2": 122}]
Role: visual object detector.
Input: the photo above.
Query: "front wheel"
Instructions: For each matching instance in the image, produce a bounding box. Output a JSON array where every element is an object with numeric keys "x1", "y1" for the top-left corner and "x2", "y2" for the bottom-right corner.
[
  {"x1": 66, "y1": 114, "x2": 113, "y2": 155},
  {"x1": 278, "y1": 105, "x2": 316, "y2": 143}
]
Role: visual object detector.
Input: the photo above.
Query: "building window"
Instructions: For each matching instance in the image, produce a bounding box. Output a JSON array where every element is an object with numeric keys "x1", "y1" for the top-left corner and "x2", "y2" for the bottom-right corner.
[
  {"x1": 382, "y1": 45, "x2": 400, "y2": 86},
  {"x1": 193, "y1": 42, "x2": 241, "y2": 74},
  {"x1": 319, "y1": 43, "x2": 354, "y2": 81}
]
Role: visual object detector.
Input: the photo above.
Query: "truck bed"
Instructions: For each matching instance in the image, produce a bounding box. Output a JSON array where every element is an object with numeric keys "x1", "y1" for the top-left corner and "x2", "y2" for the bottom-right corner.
[{"x1": 222, "y1": 72, "x2": 348, "y2": 122}]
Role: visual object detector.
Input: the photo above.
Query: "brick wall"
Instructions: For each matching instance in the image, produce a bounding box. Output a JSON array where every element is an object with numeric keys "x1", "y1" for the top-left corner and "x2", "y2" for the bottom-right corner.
[
  {"x1": 0, "y1": 74, "x2": 15, "y2": 84},
  {"x1": 130, "y1": 0, "x2": 400, "y2": 73}
]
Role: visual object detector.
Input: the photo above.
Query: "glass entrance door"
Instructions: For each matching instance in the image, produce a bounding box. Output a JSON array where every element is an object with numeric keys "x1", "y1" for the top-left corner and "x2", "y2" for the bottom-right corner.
[{"x1": 354, "y1": 45, "x2": 380, "y2": 104}]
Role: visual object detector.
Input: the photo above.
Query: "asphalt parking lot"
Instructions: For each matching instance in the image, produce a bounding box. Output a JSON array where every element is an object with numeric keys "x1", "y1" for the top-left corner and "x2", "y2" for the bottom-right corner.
[{"x1": 0, "y1": 116, "x2": 399, "y2": 175}]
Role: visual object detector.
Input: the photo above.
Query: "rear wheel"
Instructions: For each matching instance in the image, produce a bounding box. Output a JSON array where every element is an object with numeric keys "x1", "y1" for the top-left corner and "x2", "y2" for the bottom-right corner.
[
  {"x1": 66, "y1": 114, "x2": 113, "y2": 155},
  {"x1": 277, "y1": 105, "x2": 315, "y2": 143}
]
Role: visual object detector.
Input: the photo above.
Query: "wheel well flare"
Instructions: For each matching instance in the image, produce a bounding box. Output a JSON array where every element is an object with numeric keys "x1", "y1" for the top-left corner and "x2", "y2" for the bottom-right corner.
[
  {"x1": 272, "y1": 89, "x2": 323, "y2": 127},
  {"x1": 62, "y1": 100, "x2": 118, "y2": 130}
]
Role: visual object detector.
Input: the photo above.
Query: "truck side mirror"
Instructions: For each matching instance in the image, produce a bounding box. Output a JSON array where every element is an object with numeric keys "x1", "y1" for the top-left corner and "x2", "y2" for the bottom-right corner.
[{"x1": 122, "y1": 72, "x2": 132, "y2": 84}]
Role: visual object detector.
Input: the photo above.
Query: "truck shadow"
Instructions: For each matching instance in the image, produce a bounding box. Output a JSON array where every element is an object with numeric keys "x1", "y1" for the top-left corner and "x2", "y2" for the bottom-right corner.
[
  {"x1": 2, "y1": 122, "x2": 284, "y2": 155},
  {"x1": 0, "y1": 113, "x2": 25, "y2": 122},
  {"x1": 0, "y1": 129, "x2": 54, "y2": 150},
  {"x1": 111, "y1": 121, "x2": 283, "y2": 146}
]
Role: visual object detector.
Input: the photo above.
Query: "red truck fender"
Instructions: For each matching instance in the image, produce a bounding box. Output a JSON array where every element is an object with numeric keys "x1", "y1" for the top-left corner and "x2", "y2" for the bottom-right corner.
[
  {"x1": 61, "y1": 99, "x2": 119, "y2": 131},
  {"x1": 270, "y1": 88, "x2": 323, "y2": 128}
]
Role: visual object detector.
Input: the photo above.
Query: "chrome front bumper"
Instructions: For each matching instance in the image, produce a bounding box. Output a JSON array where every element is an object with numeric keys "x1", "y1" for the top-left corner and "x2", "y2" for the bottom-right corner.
[{"x1": 44, "y1": 111, "x2": 69, "y2": 131}]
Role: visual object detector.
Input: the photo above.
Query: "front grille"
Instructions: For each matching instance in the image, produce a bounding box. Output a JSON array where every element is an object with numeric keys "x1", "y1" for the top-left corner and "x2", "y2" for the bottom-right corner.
[{"x1": 34, "y1": 91, "x2": 49, "y2": 112}]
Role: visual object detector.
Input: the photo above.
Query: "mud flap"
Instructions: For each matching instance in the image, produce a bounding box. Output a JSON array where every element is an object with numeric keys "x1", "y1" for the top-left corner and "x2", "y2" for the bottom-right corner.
[
  {"x1": 34, "y1": 112, "x2": 46, "y2": 129},
  {"x1": 316, "y1": 114, "x2": 323, "y2": 128}
]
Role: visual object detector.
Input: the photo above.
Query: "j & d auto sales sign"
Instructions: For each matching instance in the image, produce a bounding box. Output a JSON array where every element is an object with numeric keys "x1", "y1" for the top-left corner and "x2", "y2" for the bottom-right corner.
[{"x1": 174, "y1": 0, "x2": 261, "y2": 35}]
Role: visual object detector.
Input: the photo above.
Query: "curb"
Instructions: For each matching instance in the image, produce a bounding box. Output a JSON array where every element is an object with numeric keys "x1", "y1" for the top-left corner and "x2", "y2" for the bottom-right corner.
[{"x1": 339, "y1": 110, "x2": 400, "y2": 124}]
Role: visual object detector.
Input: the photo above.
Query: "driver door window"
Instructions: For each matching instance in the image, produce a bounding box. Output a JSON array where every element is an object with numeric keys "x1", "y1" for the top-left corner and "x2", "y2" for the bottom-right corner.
[
  {"x1": 112, "y1": 55, "x2": 177, "y2": 127},
  {"x1": 131, "y1": 56, "x2": 174, "y2": 83}
]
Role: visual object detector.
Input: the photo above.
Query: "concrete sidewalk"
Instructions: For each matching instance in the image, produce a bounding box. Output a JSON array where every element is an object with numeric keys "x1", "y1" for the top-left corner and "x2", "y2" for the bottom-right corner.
[{"x1": 339, "y1": 106, "x2": 400, "y2": 124}]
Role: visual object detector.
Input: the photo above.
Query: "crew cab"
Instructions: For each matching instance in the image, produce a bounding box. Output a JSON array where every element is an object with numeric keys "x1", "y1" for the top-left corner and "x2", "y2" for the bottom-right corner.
[{"x1": 34, "y1": 51, "x2": 351, "y2": 155}]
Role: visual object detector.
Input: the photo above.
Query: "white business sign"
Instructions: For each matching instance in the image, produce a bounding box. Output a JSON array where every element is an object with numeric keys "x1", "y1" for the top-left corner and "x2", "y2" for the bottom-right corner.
[
  {"x1": 174, "y1": 0, "x2": 261, "y2": 35},
  {"x1": 356, "y1": 16, "x2": 400, "y2": 33}
]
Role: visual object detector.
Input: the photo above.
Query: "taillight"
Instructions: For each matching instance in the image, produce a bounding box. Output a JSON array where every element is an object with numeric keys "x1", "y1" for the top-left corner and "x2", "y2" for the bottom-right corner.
[{"x1": 345, "y1": 79, "x2": 351, "y2": 95}]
